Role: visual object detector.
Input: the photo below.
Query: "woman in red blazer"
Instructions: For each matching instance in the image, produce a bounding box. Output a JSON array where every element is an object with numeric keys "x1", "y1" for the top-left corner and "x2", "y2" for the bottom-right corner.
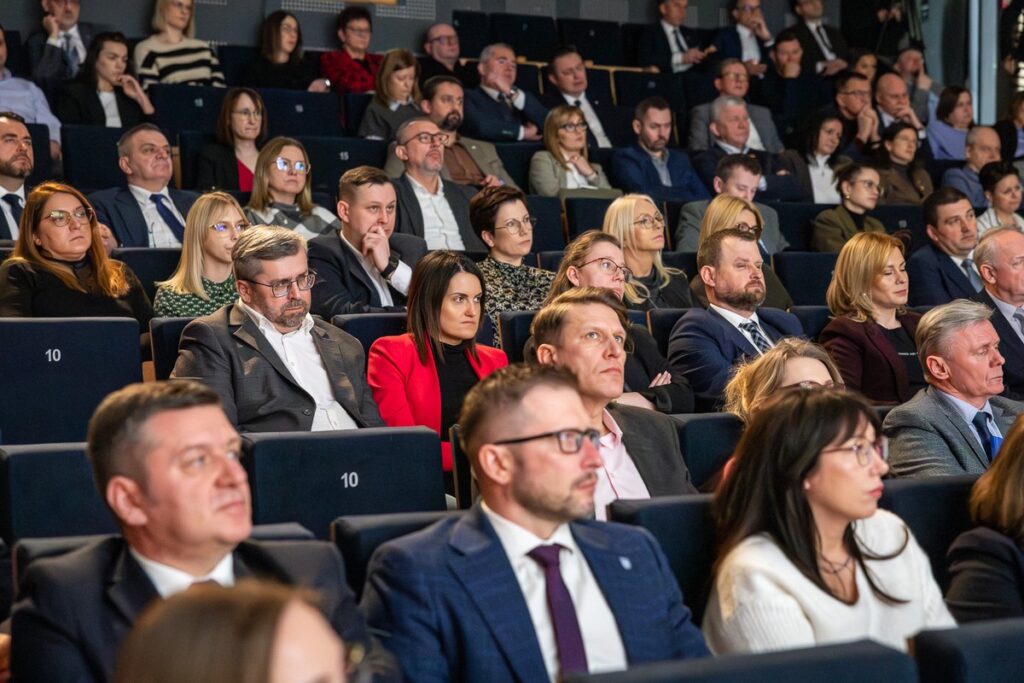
[
  {"x1": 368, "y1": 251, "x2": 508, "y2": 472},
  {"x1": 820, "y1": 232, "x2": 925, "y2": 405}
]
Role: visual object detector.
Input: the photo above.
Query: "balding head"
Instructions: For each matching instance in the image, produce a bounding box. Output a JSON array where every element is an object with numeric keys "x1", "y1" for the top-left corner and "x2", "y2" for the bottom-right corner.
[
  {"x1": 875, "y1": 73, "x2": 910, "y2": 117},
  {"x1": 965, "y1": 126, "x2": 1001, "y2": 172}
]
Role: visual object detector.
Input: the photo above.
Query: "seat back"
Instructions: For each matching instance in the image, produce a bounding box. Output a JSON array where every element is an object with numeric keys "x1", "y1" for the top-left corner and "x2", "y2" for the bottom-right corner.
[
  {"x1": 647, "y1": 308, "x2": 689, "y2": 357},
  {"x1": 177, "y1": 129, "x2": 215, "y2": 190},
  {"x1": 217, "y1": 44, "x2": 259, "y2": 86},
  {"x1": 498, "y1": 310, "x2": 538, "y2": 362},
  {"x1": 767, "y1": 202, "x2": 831, "y2": 252},
  {"x1": 342, "y1": 93, "x2": 373, "y2": 136},
  {"x1": 62, "y1": 125, "x2": 125, "y2": 190},
  {"x1": 26, "y1": 124, "x2": 54, "y2": 191},
  {"x1": 872, "y1": 204, "x2": 927, "y2": 252},
  {"x1": 662, "y1": 251, "x2": 697, "y2": 278},
  {"x1": 451, "y1": 10, "x2": 490, "y2": 62},
  {"x1": 262, "y1": 88, "x2": 343, "y2": 137},
  {"x1": 790, "y1": 305, "x2": 832, "y2": 342},
  {"x1": 296, "y1": 136, "x2": 386, "y2": 195},
  {"x1": 149, "y1": 316, "x2": 194, "y2": 380},
  {"x1": 558, "y1": 19, "x2": 625, "y2": 67},
  {"x1": 526, "y1": 195, "x2": 566, "y2": 252},
  {"x1": 243, "y1": 428, "x2": 447, "y2": 539},
  {"x1": 670, "y1": 413, "x2": 744, "y2": 490},
  {"x1": 565, "y1": 196, "x2": 615, "y2": 239},
  {"x1": 330, "y1": 313, "x2": 406, "y2": 358},
  {"x1": 914, "y1": 618, "x2": 1024, "y2": 683},
  {"x1": 515, "y1": 63, "x2": 543, "y2": 95},
  {"x1": 772, "y1": 252, "x2": 837, "y2": 306},
  {"x1": 111, "y1": 247, "x2": 182, "y2": 302},
  {"x1": 538, "y1": 250, "x2": 564, "y2": 272},
  {"x1": 592, "y1": 106, "x2": 638, "y2": 147},
  {"x1": 490, "y1": 13, "x2": 558, "y2": 62},
  {"x1": 0, "y1": 318, "x2": 142, "y2": 444},
  {"x1": 613, "y1": 71, "x2": 685, "y2": 110},
  {"x1": 494, "y1": 142, "x2": 544, "y2": 191},
  {"x1": 149, "y1": 84, "x2": 227, "y2": 133}
]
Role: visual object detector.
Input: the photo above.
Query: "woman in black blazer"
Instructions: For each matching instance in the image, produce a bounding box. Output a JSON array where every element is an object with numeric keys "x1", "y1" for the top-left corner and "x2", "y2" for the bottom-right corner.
[
  {"x1": 56, "y1": 32, "x2": 154, "y2": 128},
  {"x1": 196, "y1": 88, "x2": 267, "y2": 192}
]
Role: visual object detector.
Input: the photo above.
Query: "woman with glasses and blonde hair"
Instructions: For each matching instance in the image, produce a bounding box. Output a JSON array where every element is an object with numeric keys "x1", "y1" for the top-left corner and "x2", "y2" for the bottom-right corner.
[
  {"x1": 811, "y1": 163, "x2": 886, "y2": 253},
  {"x1": 134, "y1": 0, "x2": 225, "y2": 91},
  {"x1": 528, "y1": 105, "x2": 619, "y2": 200},
  {"x1": 245, "y1": 137, "x2": 339, "y2": 241},
  {"x1": 602, "y1": 193, "x2": 692, "y2": 310},
  {"x1": 694, "y1": 194, "x2": 793, "y2": 310},
  {"x1": 705, "y1": 387, "x2": 954, "y2": 654},
  {"x1": 153, "y1": 192, "x2": 248, "y2": 317},
  {"x1": 357, "y1": 49, "x2": 422, "y2": 141},
  {"x1": 820, "y1": 232, "x2": 924, "y2": 405},
  {"x1": 197, "y1": 88, "x2": 267, "y2": 192}
]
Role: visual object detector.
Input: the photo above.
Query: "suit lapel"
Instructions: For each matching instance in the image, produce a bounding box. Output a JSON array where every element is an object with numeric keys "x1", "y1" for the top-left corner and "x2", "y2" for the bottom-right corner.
[
  {"x1": 610, "y1": 407, "x2": 667, "y2": 496},
  {"x1": 229, "y1": 306, "x2": 303, "y2": 392},
  {"x1": 338, "y1": 239, "x2": 380, "y2": 307},
  {"x1": 936, "y1": 248, "x2": 975, "y2": 298},
  {"x1": 310, "y1": 321, "x2": 365, "y2": 425},
  {"x1": 115, "y1": 189, "x2": 148, "y2": 247},
  {"x1": 708, "y1": 307, "x2": 759, "y2": 356},
  {"x1": 397, "y1": 177, "x2": 426, "y2": 239},
  {"x1": 930, "y1": 388, "x2": 989, "y2": 470},
  {"x1": 106, "y1": 545, "x2": 160, "y2": 626}
]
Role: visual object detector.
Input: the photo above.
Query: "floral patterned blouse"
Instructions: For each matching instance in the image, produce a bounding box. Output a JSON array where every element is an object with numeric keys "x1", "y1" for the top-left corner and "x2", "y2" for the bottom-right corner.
[
  {"x1": 478, "y1": 256, "x2": 555, "y2": 346},
  {"x1": 153, "y1": 275, "x2": 238, "y2": 317}
]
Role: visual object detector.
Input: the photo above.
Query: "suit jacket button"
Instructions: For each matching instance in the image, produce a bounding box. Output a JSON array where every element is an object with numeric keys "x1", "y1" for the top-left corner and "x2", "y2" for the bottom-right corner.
[{"x1": 303, "y1": 409, "x2": 312, "y2": 415}]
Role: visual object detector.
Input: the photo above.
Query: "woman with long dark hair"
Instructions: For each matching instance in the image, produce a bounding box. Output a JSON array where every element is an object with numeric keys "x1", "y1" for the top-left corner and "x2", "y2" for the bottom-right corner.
[{"x1": 57, "y1": 32, "x2": 154, "y2": 127}]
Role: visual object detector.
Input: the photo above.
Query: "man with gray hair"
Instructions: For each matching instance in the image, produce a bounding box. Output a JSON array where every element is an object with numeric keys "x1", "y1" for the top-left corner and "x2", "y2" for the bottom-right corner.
[
  {"x1": 973, "y1": 227, "x2": 1024, "y2": 399},
  {"x1": 940, "y1": 126, "x2": 1002, "y2": 208},
  {"x1": 883, "y1": 299, "x2": 1024, "y2": 477},
  {"x1": 462, "y1": 42, "x2": 548, "y2": 142},
  {"x1": 172, "y1": 224, "x2": 382, "y2": 432}
]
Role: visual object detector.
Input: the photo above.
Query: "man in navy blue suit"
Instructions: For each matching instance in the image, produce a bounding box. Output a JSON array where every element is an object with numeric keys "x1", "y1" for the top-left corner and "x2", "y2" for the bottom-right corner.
[
  {"x1": 973, "y1": 228, "x2": 1024, "y2": 400},
  {"x1": 668, "y1": 228, "x2": 803, "y2": 404},
  {"x1": 362, "y1": 363, "x2": 709, "y2": 683},
  {"x1": 462, "y1": 43, "x2": 548, "y2": 143},
  {"x1": 541, "y1": 46, "x2": 614, "y2": 148},
  {"x1": 0, "y1": 112, "x2": 33, "y2": 242},
  {"x1": 637, "y1": 0, "x2": 712, "y2": 74},
  {"x1": 907, "y1": 187, "x2": 982, "y2": 306},
  {"x1": 89, "y1": 124, "x2": 198, "y2": 248},
  {"x1": 712, "y1": 0, "x2": 773, "y2": 77}
]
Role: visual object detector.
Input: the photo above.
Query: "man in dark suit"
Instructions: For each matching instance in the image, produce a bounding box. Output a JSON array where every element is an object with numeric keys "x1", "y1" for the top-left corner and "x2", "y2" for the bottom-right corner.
[
  {"x1": 610, "y1": 96, "x2": 709, "y2": 206},
  {"x1": 789, "y1": 0, "x2": 850, "y2": 76},
  {"x1": 10, "y1": 380, "x2": 392, "y2": 682},
  {"x1": 758, "y1": 31, "x2": 832, "y2": 143},
  {"x1": 418, "y1": 22, "x2": 479, "y2": 89},
  {"x1": 812, "y1": 70, "x2": 879, "y2": 159},
  {"x1": 974, "y1": 228, "x2": 1024, "y2": 400},
  {"x1": 637, "y1": 0, "x2": 712, "y2": 74},
  {"x1": 25, "y1": 0, "x2": 98, "y2": 101},
  {"x1": 361, "y1": 362, "x2": 709, "y2": 682},
  {"x1": 668, "y1": 228, "x2": 803, "y2": 403},
  {"x1": 687, "y1": 59, "x2": 784, "y2": 153},
  {"x1": 884, "y1": 301, "x2": 1024, "y2": 477},
  {"x1": 0, "y1": 112, "x2": 33, "y2": 242},
  {"x1": 392, "y1": 117, "x2": 485, "y2": 251},
  {"x1": 462, "y1": 43, "x2": 548, "y2": 142},
  {"x1": 172, "y1": 225, "x2": 383, "y2": 433},
  {"x1": 713, "y1": 0, "x2": 773, "y2": 76},
  {"x1": 309, "y1": 166, "x2": 427, "y2": 317},
  {"x1": 89, "y1": 124, "x2": 198, "y2": 248},
  {"x1": 907, "y1": 188, "x2": 982, "y2": 306},
  {"x1": 541, "y1": 45, "x2": 613, "y2": 148}
]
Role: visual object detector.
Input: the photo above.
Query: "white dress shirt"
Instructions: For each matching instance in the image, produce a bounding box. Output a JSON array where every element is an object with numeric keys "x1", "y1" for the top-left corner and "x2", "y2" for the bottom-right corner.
[
  {"x1": 405, "y1": 173, "x2": 465, "y2": 250},
  {"x1": 947, "y1": 250, "x2": 981, "y2": 288},
  {"x1": 97, "y1": 90, "x2": 122, "y2": 128},
  {"x1": 709, "y1": 303, "x2": 773, "y2": 354},
  {"x1": 46, "y1": 25, "x2": 86, "y2": 71},
  {"x1": 339, "y1": 232, "x2": 412, "y2": 306},
  {"x1": 127, "y1": 184, "x2": 184, "y2": 248},
  {"x1": 661, "y1": 20, "x2": 693, "y2": 73},
  {"x1": 238, "y1": 301, "x2": 359, "y2": 431},
  {"x1": 593, "y1": 409, "x2": 650, "y2": 521},
  {"x1": 560, "y1": 92, "x2": 612, "y2": 148},
  {"x1": 986, "y1": 289, "x2": 1024, "y2": 345},
  {"x1": 976, "y1": 207, "x2": 1024, "y2": 236},
  {"x1": 736, "y1": 25, "x2": 765, "y2": 64},
  {"x1": 804, "y1": 19, "x2": 836, "y2": 66},
  {"x1": 480, "y1": 502, "x2": 628, "y2": 680},
  {"x1": 808, "y1": 154, "x2": 842, "y2": 204},
  {"x1": 0, "y1": 185, "x2": 25, "y2": 239},
  {"x1": 130, "y1": 548, "x2": 235, "y2": 598}
]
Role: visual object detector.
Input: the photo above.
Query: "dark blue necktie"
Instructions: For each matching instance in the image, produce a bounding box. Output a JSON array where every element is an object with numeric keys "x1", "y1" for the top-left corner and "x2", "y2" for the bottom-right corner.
[
  {"x1": 2, "y1": 195, "x2": 22, "y2": 238},
  {"x1": 527, "y1": 544, "x2": 588, "y2": 675},
  {"x1": 971, "y1": 411, "x2": 998, "y2": 462},
  {"x1": 150, "y1": 193, "x2": 185, "y2": 243},
  {"x1": 740, "y1": 320, "x2": 772, "y2": 354}
]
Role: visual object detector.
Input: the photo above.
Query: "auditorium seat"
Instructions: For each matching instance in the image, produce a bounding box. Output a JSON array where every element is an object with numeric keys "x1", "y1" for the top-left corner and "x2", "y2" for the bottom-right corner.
[
  {"x1": 332, "y1": 510, "x2": 458, "y2": 598},
  {"x1": 0, "y1": 247, "x2": 13, "y2": 261},
  {"x1": 524, "y1": 195, "x2": 566, "y2": 252},
  {"x1": 772, "y1": 252, "x2": 837, "y2": 306},
  {"x1": 538, "y1": 250, "x2": 563, "y2": 272},
  {"x1": 62, "y1": 125, "x2": 125, "y2": 190},
  {"x1": 914, "y1": 618, "x2": 1024, "y2": 683},
  {"x1": 613, "y1": 71, "x2": 685, "y2": 111},
  {"x1": 646, "y1": 308, "x2": 689, "y2": 357},
  {"x1": 111, "y1": 247, "x2": 181, "y2": 302},
  {"x1": 879, "y1": 474, "x2": 977, "y2": 592},
  {"x1": 243, "y1": 427, "x2": 448, "y2": 539},
  {"x1": 515, "y1": 63, "x2": 543, "y2": 96},
  {"x1": 25, "y1": 124, "x2": 52, "y2": 191},
  {"x1": 217, "y1": 44, "x2": 259, "y2": 86},
  {"x1": 149, "y1": 84, "x2": 227, "y2": 133},
  {"x1": 558, "y1": 19, "x2": 625, "y2": 67},
  {"x1": 670, "y1": 412, "x2": 743, "y2": 490},
  {"x1": 581, "y1": 69, "x2": 615, "y2": 108},
  {"x1": 494, "y1": 142, "x2": 544, "y2": 191},
  {"x1": 343, "y1": 93, "x2": 373, "y2": 136},
  {"x1": 592, "y1": 108, "x2": 639, "y2": 147},
  {"x1": 294, "y1": 136, "x2": 387, "y2": 196},
  {"x1": 448, "y1": 425, "x2": 474, "y2": 510},
  {"x1": 872, "y1": 204, "x2": 927, "y2": 252},
  {"x1": 260, "y1": 88, "x2": 343, "y2": 138},
  {"x1": 790, "y1": 305, "x2": 832, "y2": 342},
  {"x1": 3, "y1": 30, "x2": 28, "y2": 78},
  {"x1": 0, "y1": 318, "x2": 142, "y2": 444},
  {"x1": 766, "y1": 202, "x2": 830, "y2": 252},
  {"x1": 150, "y1": 316, "x2": 194, "y2": 380},
  {"x1": 565, "y1": 196, "x2": 615, "y2": 239},
  {"x1": 177, "y1": 129, "x2": 214, "y2": 190},
  {"x1": 331, "y1": 313, "x2": 406, "y2": 359},
  {"x1": 490, "y1": 13, "x2": 558, "y2": 63},
  {"x1": 662, "y1": 251, "x2": 697, "y2": 278},
  {"x1": 620, "y1": 23, "x2": 647, "y2": 67},
  {"x1": 452, "y1": 10, "x2": 490, "y2": 62},
  {"x1": 498, "y1": 310, "x2": 538, "y2": 362}
]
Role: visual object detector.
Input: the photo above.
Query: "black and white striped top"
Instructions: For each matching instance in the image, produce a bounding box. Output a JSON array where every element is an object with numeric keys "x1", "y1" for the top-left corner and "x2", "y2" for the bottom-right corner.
[{"x1": 134, "y1": 36, "x2": 226, "y2": 90}]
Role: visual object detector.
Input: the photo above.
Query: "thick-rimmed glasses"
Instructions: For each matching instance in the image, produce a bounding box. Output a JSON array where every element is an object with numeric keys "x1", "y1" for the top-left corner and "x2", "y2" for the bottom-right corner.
[
  {"x1": 208, "y1": 221, "x2": 250, "y2": 235},
  {"x1": 853, "y1": 178, "x2": 886, "y2": 196},
  {"x1": 633, "y1": 213, "x2": 665, "y2": 231},
  {"x1": 732, "y1": 221, "x2": 764, "y2": 239},
  {"x1": 274, "y1": 157, "x2": 309, "y2": 174},
  {"x1": 494, "y1": 215, "x2": 534, "y2": 236},
  {"x1": 401, "y1": 132, "x2": 449, "y2": 146},
  {"x1": 44, "y1": 206, "x2": 94, "y2": 228},
  {"x1": 243, "y1": 270, "x2": 317, "y2": 297},
  {"x1": 579, "y1": 257, "x2": 633, "y2": 281},
  {"x1": 493, "y1": 428, "x2": 600, "y2": 454},
  {"x1": 559, "y1": 122, "x2": 589, "y2": 133},
  {"x1": 821, "y1": 437, "x2": 889, "y2": 467}
]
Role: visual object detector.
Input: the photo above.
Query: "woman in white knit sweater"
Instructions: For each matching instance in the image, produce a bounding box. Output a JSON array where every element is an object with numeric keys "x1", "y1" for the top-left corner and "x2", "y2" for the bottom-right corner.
[{"x1": 703, "y1": 387, "x2": 955, "y2": 654}]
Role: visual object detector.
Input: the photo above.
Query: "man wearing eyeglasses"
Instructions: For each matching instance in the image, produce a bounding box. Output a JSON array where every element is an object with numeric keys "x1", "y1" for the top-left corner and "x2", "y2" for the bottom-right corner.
[
  {"x1": 89, "y1": 123, "x2": 199, "y2": 247},
  {"x1": 462, "y1": 43, "x2": 548, "y2": 142},
  {"x1": 362, "y1": 362, "x2": 709, "y2": 682},
  {"x1": 418, "y1": 22, "x2": 478, "y2": 89},
  {"x1": 813, "y1": 70, "x2": 880, "y2": 159},
  {"x1": 686, "y1": 59, "x2": 784, "y2": 153},
  {"x1": 173, "y1": 224, "x2": 383, "y2": 433}
]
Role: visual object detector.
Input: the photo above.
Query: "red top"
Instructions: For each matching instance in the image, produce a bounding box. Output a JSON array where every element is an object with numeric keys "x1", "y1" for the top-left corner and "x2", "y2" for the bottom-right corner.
[
  {"x1": 319, "y1": 49, "x2": 383, "y2": 95},
  {"x1": 236, "y1": 159, "x2": 254, "y2": 192}
]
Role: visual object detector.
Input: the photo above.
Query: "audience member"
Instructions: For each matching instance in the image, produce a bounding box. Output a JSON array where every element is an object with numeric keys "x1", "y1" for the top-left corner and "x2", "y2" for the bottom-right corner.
[
  {"x1": 391, "y1": 117, "x2": 484, "y2": 250},
  {"x1": 529, "y1": 105, "x2": 617, "y2": 200},
  {"x1": 974, "y1": 227, "x2": 1024, "y2": 400},
  {"x1": 705, "y1": 387, "x2": 954, "y2": 653},
  {"x1": 172, "y1": 225, "x2": 382, "y2": 432},
  {"x1": 759, "y1": 31, "x2": 827, "y2": 142},
  {"x1": 10, "y1": 380, "x2": 385, "y2": 681},
  {"x1": 873, "y1": 73, "x2": 927, "y2": 146},
  {"x1": 674, "y1": 153, "x2": 787, "y2": 254},
  {"x1": 418, "y1": 22, "x2": 479, "y2": 89},
  {"x1": 240, "y1": 11, "x2": 328, "y2": 92},
  {"x1": 940, "y1": 126, "x2": 1001, "y2": 208},
  {"x1": 611, "y1": 96, "x2": 709, "y2": 205},
  {"x1": 134, "y1": 0, "x2": 225, "y2": 90},
  {"x1": 818, "y1": 69, "x2": 879, "y2": 158},
  {"x1": 820, "y1": 232, "x2": 924, "y2": 404},
  {"x1": 25, "y1": 0, "x2": 98, "y2": 98},
  {"x1": 602, "y1": 193, "x2": 692, "y2": 310},
  {"x1": 0, "y1": 113, "x2": 34, "y2": 241},
  {"x1": 906, "y1": 188, "x2": 981, "y2": 306},
  {"x1": 463, "y1": 43, "x2": 547, "y2": 142},
  {"x1": 668, "y1": 227, "x2": 803, "y2": 404},
  {"x1": 541, "y1": 45, "x2": 613, "y2": 148},
  {"x1": 361, "y1": 363, "x2": 709, "y2": 681},
  {"x1": 56, "y1": 32, "x2": 154, "y2": 128},
  {"x1": 244, "y1": 137, "x2": 339, "y2": 241},
  {"x1": 810, "y1": 163, "x2": 885, "y2": 252},
  {"x1": 883, "y1": 300, "x2": 1024, "y2": 477},
  {"x1": 152, "y1": 191, "x2": 246, "y2": 318},
  {"x1": 470, "y1": 185, "x2": 553, "y2": 343},
  {"x1": 713, "y1": 0, "x2": 773, "y2": 76},
  {"x1": 892, "y1": 47, "x2": 941, "y2": 125},
  {"x1": 782, "y1": 111, "x2": 850, "y2": 203},
  {"x1": 994, "y1": 91, "x2": 1024, "y2": 161},
  {"x1": 976, "y1": 161, "x2": 1024, "y2": 234},
  {"x1": 637, "y1": 0, "x2": 713, "y2": 74},
  {"x1": 0, "y1": 25, "x2": 62, "y2": 160},
  {"x1": 842, "y1": 4, "x2": 906, "y2": 59},
  {"x1": 115, "y1": 581, "x2": 349, "y2": 683},
  {"x1": 383, "y1": 75, "x2": 517, "y2": 189},
  {"x1": 309, "y1": 166, "x2": 426, "y2": 317},
  {"x1": 687, "y1": 59, "x2": 784, "y2": 153},
  {"x1": 197, "y1": 87, "x2": 266, "y2": 192},
  {"x1": 320, "y1": 6, "x2": 380, "y2": 96},
  {"x1": 90, "y1": 123, "x2": 199, "y2": 248},
  {"x1": 850, "y1": 49, "x2": 879, "y2": 84},
  {"x1": 874, "y1": 121, "x2": 933, "y2": 205},
  {"x1": 357, "y1": 49, "x2": 422, "y2": 142},
  {"x1": 927, "y1": 86, "x2": 973, "y2": 160},
  {"x1": 367, "y1": 250, "x2": 507, "y2": 472},
  {"x1": 789, "y1": 0, "x2": 850, "y2": 76}
]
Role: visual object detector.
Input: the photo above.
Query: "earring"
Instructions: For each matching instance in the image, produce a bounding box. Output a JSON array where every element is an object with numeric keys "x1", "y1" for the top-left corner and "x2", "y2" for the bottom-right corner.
[
  {"x1": 843, "y1": 194, "x2": 851, "y2": 200},
  {"x1": 803, "y1": 481, "x2": 811, "y2": 491}
]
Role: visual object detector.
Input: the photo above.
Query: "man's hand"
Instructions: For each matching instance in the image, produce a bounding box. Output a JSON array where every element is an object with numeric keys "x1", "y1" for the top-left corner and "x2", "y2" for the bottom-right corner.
[
  {"x1": 361, "y1": 225, "x2": 391, "y2": 273},
  {"x1": 43, "y1": 14, "x2": 60, "y2": 39},
  {"x1": 682, "y1": 48, "x2": 706, "y2": 65},
  {"x1": 744, "y1": 59, "x2": 768, "y2": 77},
  {"x1": 823, "y1": 58, "x2": 848, "y2": 77},
  {"x1": 856, "y1": 106, "x2": 880, "y2": 143},
  {"x1": 0, "y1": 632, "x2": 10, "y2": 682},
  {"x1": 98, "y1": 223, "x2": 117, "y2": 255},
  {"x1": 780, "y1": 61, "x2": 801, "y2": 78},
  {"x1": 49, "y1": 140, "x2": 61, "y2": 161},
  {"x1": 307, "y1": 78, "x2": 331, "y2": 93},
  {"x1": 522, "y1": 122, "x2": 542, "y2": 141},
  {"x1": 1005, "y1": 56, "x2": 1018, "y2": 75},
  {"x1": 894, "y1": 105, "x2": 924, "y2": 130},
  {"x1": 647, "y1": 371, "x2": 672, "y2": 388},
  {"x1": 916, "y1": 70, "x2": 933, "y2": 93},
  {"x1": 750, "y1": 15, "x2": 772, "y2": 42}
]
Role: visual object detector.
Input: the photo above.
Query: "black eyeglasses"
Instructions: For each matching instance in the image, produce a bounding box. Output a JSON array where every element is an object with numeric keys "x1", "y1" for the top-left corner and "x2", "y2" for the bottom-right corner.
[
  {"x1": 243, "y1": 270, "x2": 316, "y2": 298},
  {"x1": 492, "y1": 428, "x2": 600, "y2": 454}
]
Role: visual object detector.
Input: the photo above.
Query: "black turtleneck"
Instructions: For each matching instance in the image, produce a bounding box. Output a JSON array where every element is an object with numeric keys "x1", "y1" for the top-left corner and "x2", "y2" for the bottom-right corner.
[{"x1": 432, "y1": 340, "x2": 479, "y2": 442}]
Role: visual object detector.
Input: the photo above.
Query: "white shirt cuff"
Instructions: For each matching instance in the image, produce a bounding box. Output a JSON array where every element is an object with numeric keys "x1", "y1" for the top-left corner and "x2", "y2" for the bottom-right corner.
[{"x1": 389, "y1": 261, "x2": 413, "y2": 296}]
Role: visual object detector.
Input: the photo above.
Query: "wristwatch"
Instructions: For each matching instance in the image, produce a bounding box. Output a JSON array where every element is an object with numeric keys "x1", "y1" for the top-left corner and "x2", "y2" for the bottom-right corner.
[{"x1": 381, "y1": 255, "x2": 400, "y2": 280}]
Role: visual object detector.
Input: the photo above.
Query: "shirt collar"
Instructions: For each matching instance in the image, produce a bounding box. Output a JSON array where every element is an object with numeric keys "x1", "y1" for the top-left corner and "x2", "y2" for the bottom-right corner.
[
  {"x1": 660, "y1": 19, "x2": 682, "y2": 36},
  {"x1": 481, "y1": 501, "x2": 579, "y2": 559},
  {"x1": 716, "y1": 140, "x2": 746, "y2": 155},
  {"x1": 129, "y1": 183, "x2": 170, "y2": 204},
  {"x1": 129, "y1": 547, "x2": 235, "y2": 598},
  {"x1": 986, "y1": 288, "x2": 1024, "y2": 319},
  {"x1": 805, "y1": 19, "x2": 823, "y2": 31},
  {"x1": 237, "y1": 298, "x2": 315, "y2": 337},
  {"x1": 60, "y1": 25, "x2": 81, "y2": 40},
  {"x1": 935, "y1": 388, "x2": 994, "y2": 425},
  {"x1": 0, "y1": 185, "x2": 26, "y2": 201},
  {"x1": 600, "y1": 408, "x2": 624, "y2": 448},
  {"x1": 480, "y1": 84, "x2": 503, "y2": 101},
  {"x1": 389, "y1": 98, "x2": 412, "y2": 111},
  {"x1": 0, "y1": 68, "x2": 11, "y2": 81},
  {"x1": 406, "y1": 172, "x2": 444, "y2": 197},
  {"x1": 339, "y1": 230, "x2": 379, "y2": 271},
  {"x1": 709, "y1": 301, "x2": 760, "y2": 326},
  {"x1": 737, "y1": 24, "x2": 754, "y2": 39}
]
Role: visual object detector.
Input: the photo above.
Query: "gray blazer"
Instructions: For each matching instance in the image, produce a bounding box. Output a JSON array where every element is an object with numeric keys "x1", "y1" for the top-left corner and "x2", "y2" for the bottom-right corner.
[
  {"x1": 392, "y1": 173, "x2": 486, "y2": 251},
  {"x1": 687, "y1": 102, "x2": 785, "y2": 153},
  {"x1": 171, "y1": 304, "x2": 383, "y2": 432},
  {"x1": 528, "y1": 150, "x2": 621, "y2": 200},
  {"x1": 606, "y1": 402, "x2": 697, "y2": 498},
  {"x1": 383, "y1": 135, "x2": 519, "y2": 190},
  {"x1": 673, "y1": 199, "x2": 789, "y2": 254},
  {"x1": 883, "y1": 386, "x2": 1024, "y2": 478}
]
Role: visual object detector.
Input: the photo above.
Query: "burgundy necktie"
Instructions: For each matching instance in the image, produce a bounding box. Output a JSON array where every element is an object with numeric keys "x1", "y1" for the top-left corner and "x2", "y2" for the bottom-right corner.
[{"x1": 528, "y1": 544, "x2": 588, "y2": 675}]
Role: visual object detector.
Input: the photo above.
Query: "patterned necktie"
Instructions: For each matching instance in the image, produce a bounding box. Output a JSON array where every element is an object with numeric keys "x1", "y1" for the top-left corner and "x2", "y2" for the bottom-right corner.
[
  {"x1": 150, "y1": 193, "x2": 185, "y2": 242},
  {"x1": 971, "y1": 411, "x2": 997, "y2": 462},
  {"x1": 962, "y1": 257, "x2": 983, "y2": 291},
  {"x1": 2, "y1": 194, "x2": 22, "y2": 237},
  {"x1": 62, "y1": 33, "x2": 81, "y2": 76},
  {"x1": 739, "y1": 320, "x2": 772, "y2": 354},
  {"x1": 1014, "y1": 310, "x2": 1024, "y2": 337},
  {"x1": 527, "y1": 544, "x2": 588, "y2": 675}
]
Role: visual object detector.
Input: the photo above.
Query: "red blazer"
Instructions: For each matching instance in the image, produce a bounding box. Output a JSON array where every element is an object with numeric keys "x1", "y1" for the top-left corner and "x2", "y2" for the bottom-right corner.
[
  {"x1": 367, "y1": 334, "x2": 508, "y2": 471},
  {"x1": 819, "y1": 312, "x2": 922, "y2": 405},
  {"x1": 320, "y1": 49, "x2": 382, "y2": 95}
]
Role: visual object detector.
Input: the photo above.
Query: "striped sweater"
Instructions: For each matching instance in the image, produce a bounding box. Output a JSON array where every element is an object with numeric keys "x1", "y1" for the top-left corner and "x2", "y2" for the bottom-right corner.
[{"x1": 134, "y1": 36, "x2": 226, "y2": 90}]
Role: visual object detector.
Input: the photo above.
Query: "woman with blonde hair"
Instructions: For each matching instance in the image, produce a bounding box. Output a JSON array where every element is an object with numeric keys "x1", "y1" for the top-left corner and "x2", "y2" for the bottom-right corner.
[
  {"x1": 357, "y1": 49, "x2": 423, "y2": 141},
  {"x1": 245, "y1": 137, "x2": 339, "y2": 241},
  {"x1": 528, "y1": 105, "x2": 618, "y2": 200},
  {"x1": 602, "y1": 193, "x2": 692, "y2": 310},
  {"x1": 153, "y1": 192, "x2": 248, "y2": 317},
  {"x1": 693, "y1": 194, "x2": 793, "y2": 310},
  {"x1": 134, "y1": 0, "x2": 226, "y2": 91},
  {"x1": 819, "y1": 231, "x2": 923, "y2": 404}
]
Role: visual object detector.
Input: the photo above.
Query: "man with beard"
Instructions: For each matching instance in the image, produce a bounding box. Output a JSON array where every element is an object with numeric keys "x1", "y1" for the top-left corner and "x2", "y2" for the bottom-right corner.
[
  {"x1": 361, "y1": 362, "x2": 708, "y2": 682},
  {"x1": 667, "y1": 228, "x2": 803, "y2": 404},
  {"x1": 172, "y1": 224, "x2": 383, "y2": 433},
  {"x1": 0, "y1": 112, "x2": 34, "y2": 241},
  {"x1": 383, "y1": 75, "x2": 517, "y2": 189}
]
